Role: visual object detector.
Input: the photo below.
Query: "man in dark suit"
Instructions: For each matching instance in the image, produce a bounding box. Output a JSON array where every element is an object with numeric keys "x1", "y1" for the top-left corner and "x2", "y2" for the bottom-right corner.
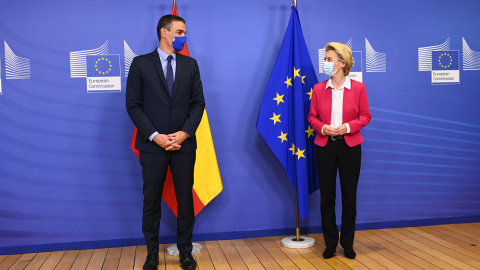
[{"x1": 126, "y1": 14, "x2": 205, "y2": 270}]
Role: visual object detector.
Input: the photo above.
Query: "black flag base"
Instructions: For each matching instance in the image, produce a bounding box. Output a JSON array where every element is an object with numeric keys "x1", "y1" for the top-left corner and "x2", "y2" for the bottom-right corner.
[{"x1": 281, "y1": 236, "x2": 315, "y2": 249}]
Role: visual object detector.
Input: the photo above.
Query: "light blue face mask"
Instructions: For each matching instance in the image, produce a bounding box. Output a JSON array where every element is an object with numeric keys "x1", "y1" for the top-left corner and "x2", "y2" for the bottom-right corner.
[
  {"x1": 167, "y1": 30, "x2": 187, "y2": 52},
  {"x1": 323, "y1": 61, "x2": 341, "y2": 77}
]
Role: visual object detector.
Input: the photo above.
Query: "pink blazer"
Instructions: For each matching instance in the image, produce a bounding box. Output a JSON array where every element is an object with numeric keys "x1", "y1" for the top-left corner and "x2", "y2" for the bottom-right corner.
[{"x1": 308, "y1": 79, "x2": 372, "y2": 147}]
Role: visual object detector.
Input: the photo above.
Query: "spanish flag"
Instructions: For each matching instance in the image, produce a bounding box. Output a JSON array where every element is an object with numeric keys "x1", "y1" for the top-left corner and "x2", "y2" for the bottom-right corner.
[{"x1": 130, "y1": 4, "x2": 223, "y2": 216}]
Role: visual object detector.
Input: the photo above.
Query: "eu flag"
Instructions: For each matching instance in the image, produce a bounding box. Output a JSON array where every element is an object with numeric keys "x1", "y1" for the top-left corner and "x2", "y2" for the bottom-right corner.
[
  {"x1": 86, "y1": 55, "x2": 121, "y2": 77},
  {"x1": 431, "y1": 51, "x2": 459, "y2": 71},
  {"x1": 256, "y1": 6, "x2": 319, "y2": 219}
]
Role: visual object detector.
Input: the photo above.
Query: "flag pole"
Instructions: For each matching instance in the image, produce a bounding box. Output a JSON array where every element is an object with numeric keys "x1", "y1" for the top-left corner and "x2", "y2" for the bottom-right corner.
[
  {"x1": 295, "y1": 192, "x2": 300, "y2": 241},
  {"x1": 293, "y1": 0, "x2": 302, "y2": 245},
  {"x1": 281, "y1": 193, "x2": 315, "y2": 248},
  {"x1": 280, "y1": 0, "x2": 316, "y2": 249}
]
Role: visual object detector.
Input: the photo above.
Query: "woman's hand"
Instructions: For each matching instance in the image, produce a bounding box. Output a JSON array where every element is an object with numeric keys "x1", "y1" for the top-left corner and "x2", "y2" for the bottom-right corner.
[
  {"x1": 323, "y1": 125, "x2": 338, "y2": 136},
  {"x1": 335, "y1": 124, "x2": 348, "y2": 136}
]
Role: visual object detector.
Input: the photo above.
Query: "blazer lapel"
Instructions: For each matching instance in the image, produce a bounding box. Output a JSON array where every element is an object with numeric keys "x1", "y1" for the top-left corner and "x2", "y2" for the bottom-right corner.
[
  {"x1": 342, "y1": 85, "x2": 353, "y2": 124},
  {"x1": 151, "y1": 50, "x2": 169, "y2": 95},
  {"x1": 324, "y1": 86, "x2": 332, "y2": 125}
]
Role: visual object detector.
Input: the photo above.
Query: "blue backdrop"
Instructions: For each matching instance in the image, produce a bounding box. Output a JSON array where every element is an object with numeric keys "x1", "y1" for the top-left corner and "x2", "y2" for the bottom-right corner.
[{"x1": 1, "y1": 0, "x2": 480, "y2": 254}]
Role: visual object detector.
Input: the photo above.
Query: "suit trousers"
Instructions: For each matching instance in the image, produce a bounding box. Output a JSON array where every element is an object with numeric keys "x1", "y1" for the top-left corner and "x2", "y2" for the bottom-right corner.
[
  {"x1": 315, "y1": 139, "x2": 361, "y2": 250},
  {"x1": 140, "y1": 150, "x2": 196, "y2": 255}
]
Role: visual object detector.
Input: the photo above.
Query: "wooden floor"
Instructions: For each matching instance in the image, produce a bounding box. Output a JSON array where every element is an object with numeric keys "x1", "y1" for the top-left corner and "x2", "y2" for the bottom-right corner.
[{"x1": 1, "y1": 223, "x2": 480, "y2": 269}]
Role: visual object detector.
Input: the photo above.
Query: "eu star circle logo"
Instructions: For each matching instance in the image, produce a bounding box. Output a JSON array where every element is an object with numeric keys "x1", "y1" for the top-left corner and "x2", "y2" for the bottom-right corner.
[
  {"x1": 94, "y1": 57, "x2": 113, "y2": 75},
  {"x1": 438, "y1": 53, "x2": 453, "y2": 69}
]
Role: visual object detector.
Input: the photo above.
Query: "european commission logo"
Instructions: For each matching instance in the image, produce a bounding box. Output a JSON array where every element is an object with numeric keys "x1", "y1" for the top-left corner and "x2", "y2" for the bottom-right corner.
[
  {"x1": 124, "y1": 40, "x2": 138, "y2": 77},
  {"x1": 418, "y1": 37, "x2": 480, "y2": 85},
  {"x1": 318, "y1": 38, "x2": 386, "y2": 83},
  {"x1": 431, "y1": 51, "x2": 459, "y2": 84},
  {"x1": 86, "y1": 55, "x2": 121, "y2": 92},
  {"x1": 69, "y1": 40, "x2": 121, "y2": 93},
  {"x1": 1, "y1": 41, "x2": 32, "y2": 95}
]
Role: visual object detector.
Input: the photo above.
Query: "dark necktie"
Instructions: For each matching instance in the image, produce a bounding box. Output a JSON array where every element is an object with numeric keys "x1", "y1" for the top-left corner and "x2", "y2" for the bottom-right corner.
[{"x1": 166, "y1": 55, "x2": 174, "y2": 97}]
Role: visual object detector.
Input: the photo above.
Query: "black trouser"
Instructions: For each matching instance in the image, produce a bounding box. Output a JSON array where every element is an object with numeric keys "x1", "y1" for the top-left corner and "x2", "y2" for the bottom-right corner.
[
  {"x1": 140, "y1": 150, "x2": 196, "y2": 255},
  {"x1": 315, "y1": 138, "x2": 361, "y2": 250}
]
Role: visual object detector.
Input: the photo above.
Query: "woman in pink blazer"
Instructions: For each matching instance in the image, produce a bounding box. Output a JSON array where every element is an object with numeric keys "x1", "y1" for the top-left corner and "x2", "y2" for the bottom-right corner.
[{"x1": 308, "y1": 42, "x2": 371, "y2": 260}]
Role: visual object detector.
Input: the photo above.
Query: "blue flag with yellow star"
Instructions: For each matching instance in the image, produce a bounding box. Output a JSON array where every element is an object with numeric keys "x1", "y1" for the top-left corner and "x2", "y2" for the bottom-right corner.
[
  {"x1": 256, "y1": 6, "x2": 319, "y2": 219},
  {"x1": 432, "y1": 51, "x2": 459, "y2": 71},
  {"x1": 86, "y1": 55, "x2": 121, "y2": 77}
]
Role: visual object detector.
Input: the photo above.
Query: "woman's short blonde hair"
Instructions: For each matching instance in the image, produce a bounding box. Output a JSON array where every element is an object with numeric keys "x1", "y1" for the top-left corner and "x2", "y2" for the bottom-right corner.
[{"x1": 325, "y1": 42, "x2": 353, "y2": 75}]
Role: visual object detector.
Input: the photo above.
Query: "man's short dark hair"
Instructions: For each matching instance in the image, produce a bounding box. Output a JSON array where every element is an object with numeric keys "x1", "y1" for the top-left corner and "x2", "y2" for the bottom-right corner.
[{"x1": 157, "y1": 15, "x2": 185, "y2": 42}]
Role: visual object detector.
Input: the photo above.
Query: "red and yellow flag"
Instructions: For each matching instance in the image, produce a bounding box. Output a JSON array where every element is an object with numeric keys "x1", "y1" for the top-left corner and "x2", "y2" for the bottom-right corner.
[{"x1": 130, "y1": 4, "x2": 223, "y2": 216}]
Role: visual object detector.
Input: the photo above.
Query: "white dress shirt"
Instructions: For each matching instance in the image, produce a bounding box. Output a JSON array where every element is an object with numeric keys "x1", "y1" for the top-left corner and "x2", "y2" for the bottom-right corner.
[{"x1": 321, "y1": 78, "x2": 351, "y2": 135}]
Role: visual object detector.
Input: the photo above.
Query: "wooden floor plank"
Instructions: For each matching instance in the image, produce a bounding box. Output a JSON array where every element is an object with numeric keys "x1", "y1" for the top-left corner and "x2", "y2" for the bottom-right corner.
[
  {"x1": 5, "y1": 223, "x2": 480, "y2": 270},
  {"x1": 308, "y1": 233, "x2": 359, "y2": 270},
  {"x1": 39, "y1": 251, "x2": 65, "y2": 270},
  {"x1": 405, "y1": 227, "x2": 458, "y2": 248},
  {"x1": 270, "y1": 236, "x2": 317, "y2": 270},
  {"x1": 359, "y1": 229, "x2": 438, "y2": 270},
  {"x1": 440, "y1": 224, "x2": 480, "y2": 242},
  {"x1": 217, "y1": 240, "x2": 248, "y2": 270},
  {"x1": 469, "y1": 223, "x2": 480, "y2": 231},
  {"x1": 312, "y1": 237, "x2": 383, "y2": 270},
  {"x1": 85, "y1": 248, "x2": 108, "y2": 270},
  {"x1": 133, "y1": 245, "x2": 147, "y2": 270},
  {"x1": 349, "y1": 235, "x2": 404, "y2": 270},
  {"x1": 358, "y1": 230, "x2": 425, "y2": 270},
  {"x1": 418, "y1": 225, "x2": 480, "y2": 257},
  {"x1": 244, "y1": 238, "x2": 282, "y2": 270},
  {"x1": 376, "y1": 228, "x2": 458, "y2": 270},
  {"x1": 428, "y1": 225, "x2": 480, "y2": 255},
  {"x1": 165, "y1": 244, "x2": 183, "y2": 270},
  {"x1": 193, "y1": 242, "x2": 215, "y2": 270},
  {"x1": 204, "y1": 241, "x2": 231, "y2": 270},
  {"x1": 0, "y1": 254, "x2": 21, "y2": 269},
  {"x1": 54, "y1": 250, "x2": 79, "y2": 270},
  {"x1": 401, "y1": 226, "x2": 480, "y2": 268},
  {"x1": 231, "y1": 239, "x2": 265, "y2": 269},
  {"x1": 257, "y1": 237, "x2": 299, "y2": 270},
  {"x1": 312, "y1": 231, "x2": 376, "y2": 270},
  {"x1": 102, "y1": 247, "x2": 122, "y2": 269},
  {"x1": 158, "y1": 244, "x2": 166, "y2": 269},
  {"x1": 8, "y1": 253, "x2": 36, "y2": 270},
  {"x1": 340, "y1": 245, "x2": 386, "y2": 270},
  {"x1": 295, "y1": 246, "x2": 337, "y2": 269},
  {"x1": 460, "y1": 223, "x2": 480, "y2": 235},
  {"x1": 70, "y1": 249, "x2": 95, "y2": 270},
  {"x1": 396, "y1": 228, "x2": 476, "y2": 270},
  {"x1": 118, "y1": 246, "x2": 136, "y2": 270},
  {"x1": 23, "y1": 252, "x2": 51, "y2": 270},
  {"x1": 468, "y1": 223, "x2": 480, "y2": 228}
]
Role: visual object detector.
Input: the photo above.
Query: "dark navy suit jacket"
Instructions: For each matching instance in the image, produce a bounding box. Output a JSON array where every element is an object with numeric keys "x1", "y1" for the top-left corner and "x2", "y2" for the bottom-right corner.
[{"x1": 126, "y1": 49, "x2": 205, "y2": 153}]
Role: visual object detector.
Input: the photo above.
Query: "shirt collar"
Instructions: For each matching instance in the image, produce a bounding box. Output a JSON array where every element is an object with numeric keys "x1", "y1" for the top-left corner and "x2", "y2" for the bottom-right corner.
[
  {"x1": 326, "y1": 77, "x2": 351, "y2": 90},
  {"x1": 157, "y1": 47, "x2": 176, "y2": 61}
]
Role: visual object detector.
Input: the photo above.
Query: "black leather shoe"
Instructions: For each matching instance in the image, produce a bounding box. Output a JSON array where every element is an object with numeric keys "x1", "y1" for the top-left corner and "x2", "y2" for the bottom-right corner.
[
  {"x1": 143, "y1": 253, "x2": 159, "y2": 270},
  {"x1": 344, "y1": 248, "x2": 356, "y2": 259},
  {"x1": 323, "y1": 248, "x2": 336, "y2": 259},
  {"x1": 179, "y1": 252, "x2": 197, "y2": 270}
]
